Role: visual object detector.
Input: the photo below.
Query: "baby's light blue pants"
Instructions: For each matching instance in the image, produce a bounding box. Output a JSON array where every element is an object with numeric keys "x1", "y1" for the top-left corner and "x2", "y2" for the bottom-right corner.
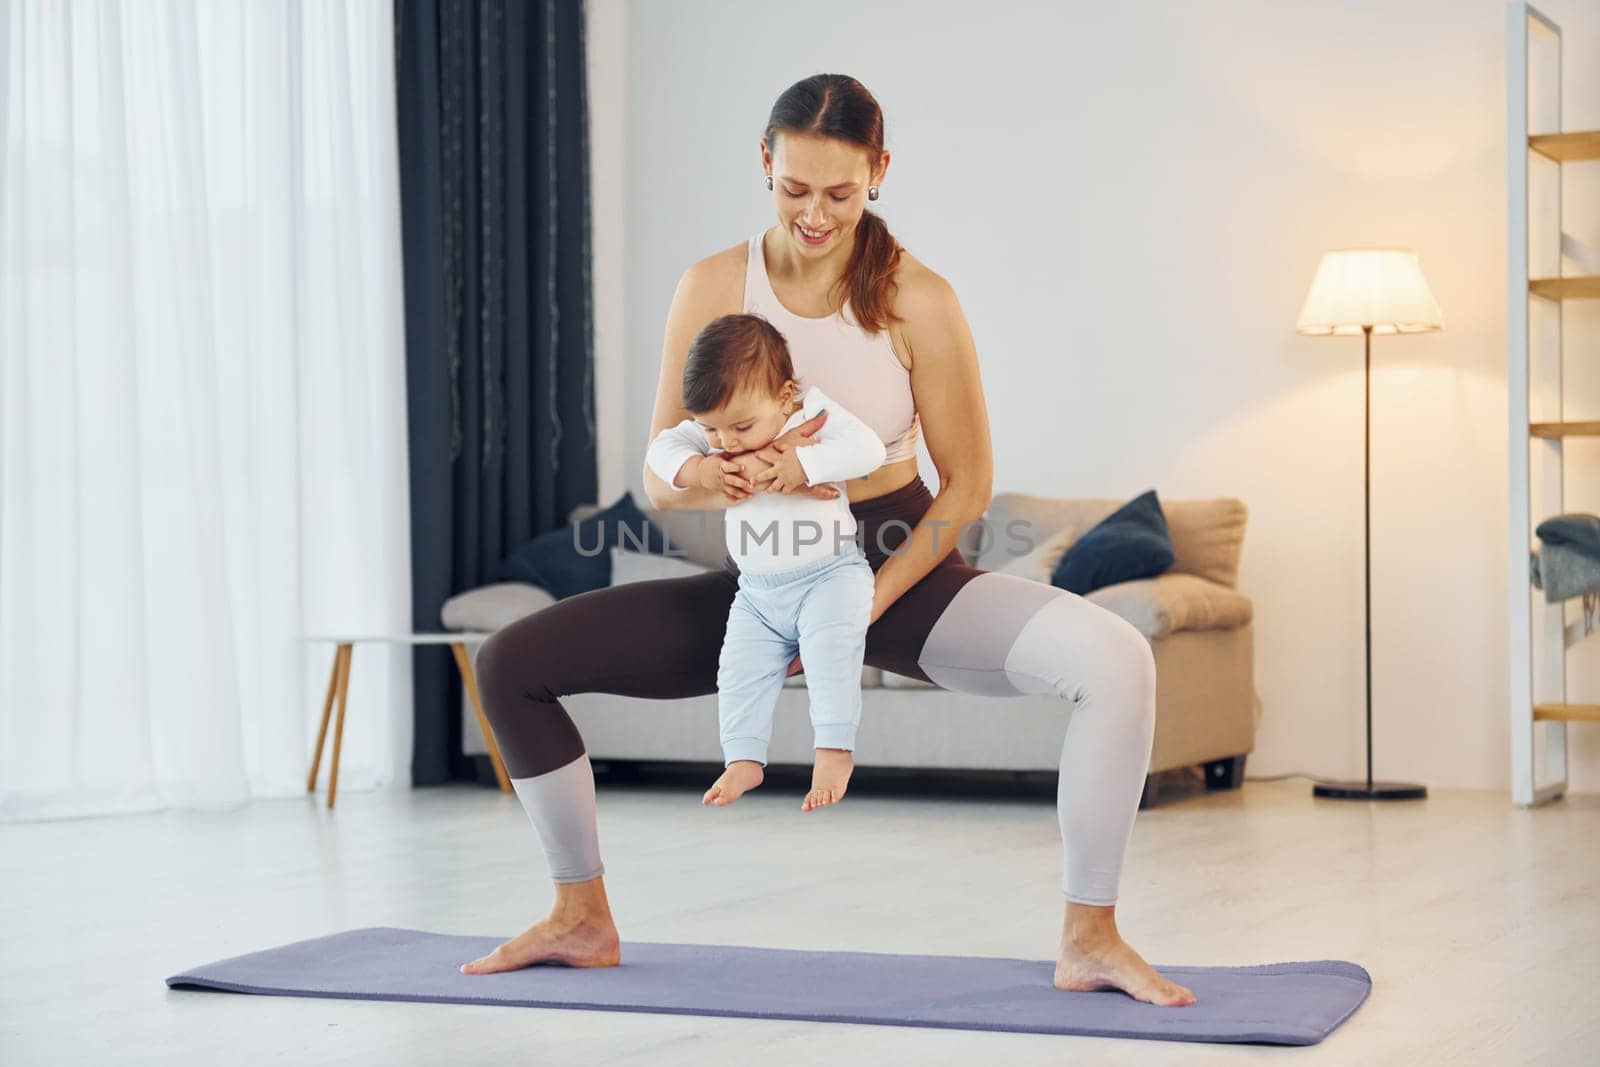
[{"x1": 717, "y1": 545, "x2": 874, "y2": 766}]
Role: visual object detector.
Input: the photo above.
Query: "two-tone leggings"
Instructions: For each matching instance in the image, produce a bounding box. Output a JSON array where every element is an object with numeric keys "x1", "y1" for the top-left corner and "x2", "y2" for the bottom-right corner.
[{"x1": 474, "y1": 476, "x2": 1157, "y2": 906}]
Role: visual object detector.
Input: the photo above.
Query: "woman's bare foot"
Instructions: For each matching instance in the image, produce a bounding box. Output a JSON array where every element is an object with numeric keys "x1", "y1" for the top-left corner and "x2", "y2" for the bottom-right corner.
[
  {"x1": 803, "y1": 748, "x2": 853, "y2": 812},
  {"x1": 702, "y1": 760, "x2": 764, "y2": 806},
  {"x1": 459, "y1": 881, "x2": 621, "y2": 975},
  {"x1": 1053, "y1": 903, "x2": 1196, "y2": 1007}
]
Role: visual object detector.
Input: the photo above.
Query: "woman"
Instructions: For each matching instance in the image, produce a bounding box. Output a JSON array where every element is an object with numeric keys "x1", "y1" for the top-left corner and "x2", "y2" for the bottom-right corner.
[{"x1": 463, "y1": 74, "x2": 1196, "y2": 1008}]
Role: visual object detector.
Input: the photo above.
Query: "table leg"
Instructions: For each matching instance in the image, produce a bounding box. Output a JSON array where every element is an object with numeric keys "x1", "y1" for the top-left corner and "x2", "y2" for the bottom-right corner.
[
  {"x1": 327, "y1": 643, "x2": 354, "y2": 809},
  {"x1": 453, "y1": 641, "x2": 512, "y2": 792},
  {"x1": 307, "y1": 645, "x2": 346, "y2": 793}
]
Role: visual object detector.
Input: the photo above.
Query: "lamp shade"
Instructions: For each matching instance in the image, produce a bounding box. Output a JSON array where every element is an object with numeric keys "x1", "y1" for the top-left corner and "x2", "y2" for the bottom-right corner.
[{"x1": 1295, "y1": 249, "x2": 1443, "y2": 336}]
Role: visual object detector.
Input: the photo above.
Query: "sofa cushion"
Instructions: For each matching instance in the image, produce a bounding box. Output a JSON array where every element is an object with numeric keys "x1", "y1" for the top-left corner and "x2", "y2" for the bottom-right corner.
[
  {"x1": 610, "y1": 546, "x2": 713, "y2": 585},
  {"x1": 1050, "y1": 490, "x2": 1173, "y2": 595},
  {"x1": 993, "y1": 525, "x2": 1076, "y2": 583},
  {"x1": 1086, "y1": 572, "x2": 1254, "y2": 639},
  {"x1": 970, "y1": 493, "x2": 1247, "y2": 588},
  {"x1": 495, "y1": 491, "x2": 672, "y2": 599},
  {"x1": 441, "y1": 582, "x2": 556, "y2": 633},
  {"x1": 1161, "y1": 498, "x2": 1248, "y2": 589}
]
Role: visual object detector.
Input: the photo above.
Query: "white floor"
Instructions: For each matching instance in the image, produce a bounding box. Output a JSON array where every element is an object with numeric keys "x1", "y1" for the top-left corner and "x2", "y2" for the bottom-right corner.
[{"x1": 2, "y1": 772, "x2": 1596, "y2": 1065}]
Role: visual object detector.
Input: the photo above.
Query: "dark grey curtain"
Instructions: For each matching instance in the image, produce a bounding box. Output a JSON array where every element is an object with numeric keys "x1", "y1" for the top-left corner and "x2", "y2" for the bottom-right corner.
[{"x1": 395, "y1": 0, "x2": 597, "y2": 786}]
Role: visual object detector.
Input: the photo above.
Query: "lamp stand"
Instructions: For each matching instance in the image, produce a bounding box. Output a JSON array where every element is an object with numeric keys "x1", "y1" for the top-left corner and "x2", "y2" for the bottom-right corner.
[{"x1": 1313, "y1": 325, "x2": 1428, "y2": 801}]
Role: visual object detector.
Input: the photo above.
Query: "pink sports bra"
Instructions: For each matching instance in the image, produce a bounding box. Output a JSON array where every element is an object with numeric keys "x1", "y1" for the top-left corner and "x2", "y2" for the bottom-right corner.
[{"x1": 742, "y1": 232, "x2": 922, "y2": 464}]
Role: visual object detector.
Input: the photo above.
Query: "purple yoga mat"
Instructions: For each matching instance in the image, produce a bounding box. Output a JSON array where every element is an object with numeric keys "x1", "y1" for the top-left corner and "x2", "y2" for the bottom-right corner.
[{"x1": 165, "y1": 926, "x2": 1369, "y2": 1046}]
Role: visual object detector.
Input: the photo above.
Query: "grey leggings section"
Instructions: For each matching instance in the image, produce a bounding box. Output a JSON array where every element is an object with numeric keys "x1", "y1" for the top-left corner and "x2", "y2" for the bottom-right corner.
[{"x1": 475, "y1": 477, "x2": 1157, "y2": 905}]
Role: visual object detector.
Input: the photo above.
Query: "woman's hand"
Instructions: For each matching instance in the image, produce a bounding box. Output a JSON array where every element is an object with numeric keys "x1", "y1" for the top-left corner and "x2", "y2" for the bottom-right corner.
[
  {"x1": 753, "y1": 410, "x2": 837, "y2": 498},
  {"x1": 753, "y1": 449, "x2": 809, "y2": 494},
  {"x1": 755, "y1": 409, "x2": 827, "y2": 465}
]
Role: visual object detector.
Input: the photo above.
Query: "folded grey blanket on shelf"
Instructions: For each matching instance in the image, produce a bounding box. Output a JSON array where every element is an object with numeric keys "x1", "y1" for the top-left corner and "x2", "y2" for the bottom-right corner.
[
  {"x1": 1530, "y1": 513, "x2": 1600, "y2": 603},
  {"x1": 1536, "y1": 513, "x2": 1600, "y2": 557}
]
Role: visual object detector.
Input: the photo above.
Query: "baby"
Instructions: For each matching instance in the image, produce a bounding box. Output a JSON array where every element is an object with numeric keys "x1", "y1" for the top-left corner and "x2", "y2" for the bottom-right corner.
[{"x1": 645, "y1": 313, "x2": 886, "y2": 812}]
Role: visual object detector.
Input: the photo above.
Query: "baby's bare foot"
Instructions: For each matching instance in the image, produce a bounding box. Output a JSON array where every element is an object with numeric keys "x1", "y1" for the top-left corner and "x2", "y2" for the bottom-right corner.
[
  {"x1": 803, "y1": 748, "x2": 853, "y2": 812},
  {"x1": 702, "y1": 760, "x2": 764, "y2": 807}
]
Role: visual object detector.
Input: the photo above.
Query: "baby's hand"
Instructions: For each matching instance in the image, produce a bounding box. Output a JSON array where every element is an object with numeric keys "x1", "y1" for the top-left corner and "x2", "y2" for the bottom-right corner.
[
  {"x1": 693, "y1": 455, "x2": 754, "y2": 502},
  {"x1": 721, "y1": 450, "x2": 772, "y2": 488}
]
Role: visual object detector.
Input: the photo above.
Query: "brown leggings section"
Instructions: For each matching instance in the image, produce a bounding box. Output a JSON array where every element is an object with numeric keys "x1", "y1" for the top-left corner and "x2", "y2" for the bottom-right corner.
[{"x1": 475, "y1": 476, "x2": 982, "y2": 778}]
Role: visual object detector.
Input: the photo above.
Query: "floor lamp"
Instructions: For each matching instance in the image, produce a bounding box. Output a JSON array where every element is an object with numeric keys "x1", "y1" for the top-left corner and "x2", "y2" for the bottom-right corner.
[{"x1": 1296, "y1": 248, "x2": 1443, "y2": 801}]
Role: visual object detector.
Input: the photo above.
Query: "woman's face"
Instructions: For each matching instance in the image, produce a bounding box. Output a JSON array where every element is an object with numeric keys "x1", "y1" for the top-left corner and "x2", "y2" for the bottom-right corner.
[{"x1": 762, "y1": 133, "x2": 887, "y2": 257}]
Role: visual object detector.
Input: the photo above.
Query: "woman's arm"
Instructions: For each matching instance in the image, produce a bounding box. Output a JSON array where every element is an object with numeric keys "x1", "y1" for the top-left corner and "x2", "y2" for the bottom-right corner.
[
  {"x1": 867, "y1": 262, "x2": 994, "y2": 625},
  {"x1": 642, "y1": 253, "x2": 750, "y2": 511}
]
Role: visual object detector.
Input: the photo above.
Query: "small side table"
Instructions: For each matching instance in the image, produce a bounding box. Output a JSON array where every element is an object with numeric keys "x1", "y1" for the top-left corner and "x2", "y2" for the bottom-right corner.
[{"x1": 302, "y1": 633, "x2": 511, "y2": 808}]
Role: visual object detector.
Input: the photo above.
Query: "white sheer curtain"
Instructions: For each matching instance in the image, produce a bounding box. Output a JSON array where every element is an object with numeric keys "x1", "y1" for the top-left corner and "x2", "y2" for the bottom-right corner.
[{"x1": 0, "y1": 0, "x2": 413, "y2": 820}]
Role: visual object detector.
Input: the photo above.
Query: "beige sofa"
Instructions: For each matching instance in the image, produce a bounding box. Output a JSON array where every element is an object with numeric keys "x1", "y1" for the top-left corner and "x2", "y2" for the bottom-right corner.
[{"x1": 447, "y1": 493, "x2": 1259, "y2": 806}]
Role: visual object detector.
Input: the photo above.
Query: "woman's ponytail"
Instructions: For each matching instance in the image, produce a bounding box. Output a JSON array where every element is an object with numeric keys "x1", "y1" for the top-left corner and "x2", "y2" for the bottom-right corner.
[{"x1": 838, "y1": 209, "x2": 902, "y2": 334}]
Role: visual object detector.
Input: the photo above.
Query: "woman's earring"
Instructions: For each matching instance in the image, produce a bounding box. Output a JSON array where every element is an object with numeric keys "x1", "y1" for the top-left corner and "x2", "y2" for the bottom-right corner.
[
  {"x1": 766, "y1": 175, "x2": 774, "y2": 191},
  {"x1": 867, "y1": 186, "x2": 879, "y2": 201}
]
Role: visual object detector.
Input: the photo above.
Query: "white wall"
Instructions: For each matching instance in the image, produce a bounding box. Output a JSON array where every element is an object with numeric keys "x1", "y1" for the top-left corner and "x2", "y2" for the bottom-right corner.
[{"x1": 596, "y1": 0, "x2": 1600, "y2": 794}]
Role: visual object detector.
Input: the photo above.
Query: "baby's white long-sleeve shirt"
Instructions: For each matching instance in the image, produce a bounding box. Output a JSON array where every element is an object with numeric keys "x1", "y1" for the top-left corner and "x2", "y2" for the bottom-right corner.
[{"x1": 645, "y1": 385, "x2": 887, "y2": 573}]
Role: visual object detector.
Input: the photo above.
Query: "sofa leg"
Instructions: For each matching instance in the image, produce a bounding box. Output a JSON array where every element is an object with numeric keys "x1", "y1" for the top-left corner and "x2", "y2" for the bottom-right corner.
[{"x1": 1203, "y1": 755, "x2": 1247, "y2": 791}]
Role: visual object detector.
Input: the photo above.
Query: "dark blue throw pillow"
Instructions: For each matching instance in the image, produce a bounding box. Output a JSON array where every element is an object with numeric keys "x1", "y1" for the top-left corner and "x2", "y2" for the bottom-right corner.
[
  {"x1": 1050, "y1": 490, "x2": 1174, "y2": 595},
  {"x1": 492, "y1": 491, "x2": 672, "y2": 599}
]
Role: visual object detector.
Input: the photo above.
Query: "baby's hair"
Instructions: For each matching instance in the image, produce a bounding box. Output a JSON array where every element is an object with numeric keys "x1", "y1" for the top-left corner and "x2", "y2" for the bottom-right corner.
[{"x1": 681, "y1": 313, "x2": 801, "y2": 414}]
